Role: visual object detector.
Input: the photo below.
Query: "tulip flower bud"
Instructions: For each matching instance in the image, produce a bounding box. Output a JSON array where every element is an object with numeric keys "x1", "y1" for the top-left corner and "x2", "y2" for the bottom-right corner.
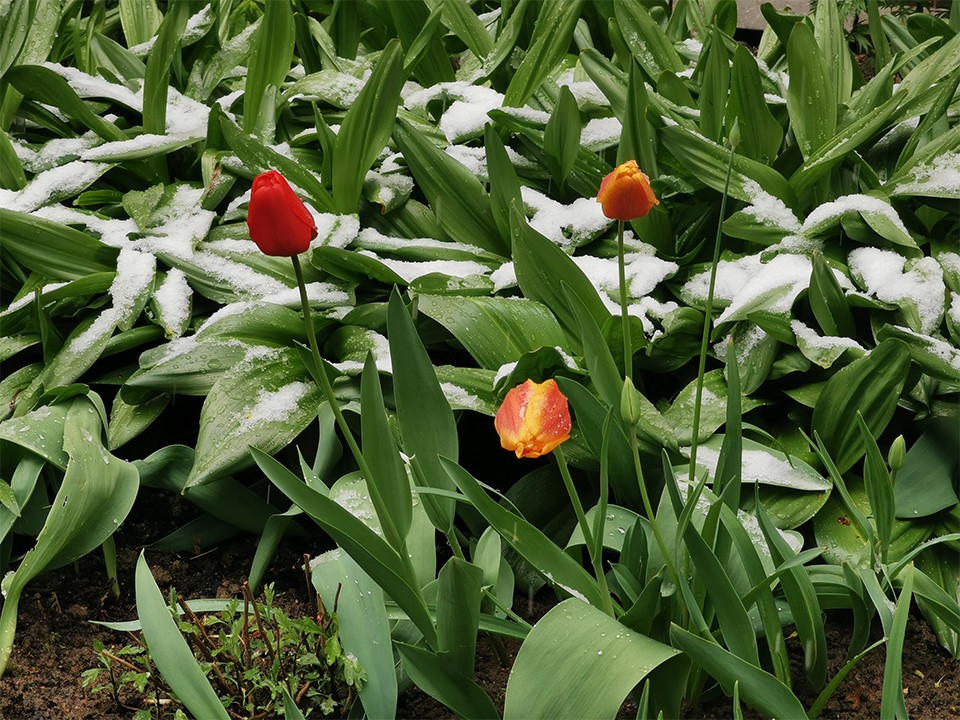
[
  {"x1": 728, "y1": 118, "x2": 741, "y2": 150},
  {"x1": 247, "y1": 170, "x2": 318, "y2": 256},
  {"x1": 888, "y1": 435, "x2": 906, "y2": 474},
  {"x1": 596, "y1": 160, "x2": 659, "y2": 221},
  {"x1": 620, "y1": 377, "x2": 642, "y2": 427},
  {"x1": 494, "y1": 379, "x2": 572, "y2": 459}
]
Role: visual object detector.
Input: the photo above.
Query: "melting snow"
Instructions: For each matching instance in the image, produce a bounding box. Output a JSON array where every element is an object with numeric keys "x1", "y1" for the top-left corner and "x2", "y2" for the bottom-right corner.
[
  {"x1": 848, "y1": 247, "x2": 944, "y2": 333},
  {"x1": 237, "y1": 381, "x2": 312, "y2": 432}
]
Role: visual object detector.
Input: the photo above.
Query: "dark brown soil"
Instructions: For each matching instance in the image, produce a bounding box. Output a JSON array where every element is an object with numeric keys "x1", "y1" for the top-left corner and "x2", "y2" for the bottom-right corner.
[{"x1": 1, "y1": 489, "x2": 958, "y2": 720}]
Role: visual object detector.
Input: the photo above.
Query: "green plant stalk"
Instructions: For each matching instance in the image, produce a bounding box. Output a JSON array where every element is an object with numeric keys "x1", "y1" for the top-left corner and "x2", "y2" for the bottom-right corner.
[
  {"x1": 102, "y1": 536, "x2": 120, "y2": 599},
  {"x1": 554, "y1": 446, "x2": 614, "y2": 616},
  {"x1": 628, "y1": 430, "x2": 681, "y2": 593},
  {"x1": 291, "y1": 254, "x2": 418, "y2": 582},
  {"x1": 616, "y1": 219, "x2": 633, "y2": 379},
  {"x1": 687, "y1": 138, "x2": 737, "y2": 484}
]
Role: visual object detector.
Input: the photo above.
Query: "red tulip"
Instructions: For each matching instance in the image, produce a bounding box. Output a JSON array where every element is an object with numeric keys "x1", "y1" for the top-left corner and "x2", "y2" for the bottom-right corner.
[
  {"x1": 495, "y1": 379, "x2": 572, "y2": 459},
  {"x1": 596, "y1": 160, "x2": 659, "y2": 221},
  {"x1": 247, "y1": 170, "x2": 318, "y2": 256}
]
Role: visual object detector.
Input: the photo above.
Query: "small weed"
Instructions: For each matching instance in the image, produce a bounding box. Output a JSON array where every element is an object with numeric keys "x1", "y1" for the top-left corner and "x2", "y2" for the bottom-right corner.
[{"x1": 82, "y1": 582, "x2": 363, "y2": 719}]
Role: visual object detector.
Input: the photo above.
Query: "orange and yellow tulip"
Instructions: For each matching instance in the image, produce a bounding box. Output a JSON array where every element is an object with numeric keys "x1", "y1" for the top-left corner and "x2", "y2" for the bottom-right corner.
[
  {"x1": 596, "y1": 160, "x2": 659, "y2": 221},
  {"x1": 495, "y1": 379, "x2": 572, "y2": 459}
]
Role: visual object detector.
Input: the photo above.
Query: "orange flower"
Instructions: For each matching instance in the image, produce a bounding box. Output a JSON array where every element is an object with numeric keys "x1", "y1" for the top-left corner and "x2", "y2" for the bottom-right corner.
[
  {"x1": 495, "y1": 379, "x2": 572, "y2": 459},
  {"x1": 596, "y1": 160, "x2": 659, "y2": 221}
]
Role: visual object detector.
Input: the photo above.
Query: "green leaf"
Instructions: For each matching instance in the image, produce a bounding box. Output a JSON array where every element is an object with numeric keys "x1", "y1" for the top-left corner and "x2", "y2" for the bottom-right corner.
[
  {"x1": 142, "y1": 0, "x2": 190, "y2": 135},
  {"x1": 394, "y1": 118, "x2": 505, "y2": 255},
  {"x1": 698, "y1": 27, "x2": 730, "y2": 143},
  {"x1": 243, "y1": 0, "x2": 294, "y2": 134},
  {"x1": 442, "y1": 0, "x2": 493, "y2": 59},
  {"x1": 333, "y1": 39, "x2": 403, "y2": 214},
  {"x1": 396, "y1": 643, "x2": 501, "y2": 720},
  {"x1": 659, "y1": 125, "x2": 797, "y2": 207},
  {"x1": 669, "y1": 624, "x2": 807, "y2": 720},
  {"x1": 389, "y1": 0, "x2": 453, "y2": 85},
  {"x1": 893, "y1": 418, "x2": 959, "y2": 518},
  {"x1": 758, "y1": 500, "x2": 828, "y2": 689},
  {"x1": 811, "y1": 339, "x2": 913, "y2": 474},
  {"x1": 437, "y1": 557, "x2": 484, "y2": 677},
  {"x1": 134, "y1": 554, "x2": 230, "y2": 720},
  {"x1": 254, "y1": 447, "x2": 438, "y2": 648},
  {"x1": 543, "y1": 85, "x2": 581, "y2": 185},
  {"x1": 504, "y1": 599, "x2": 680, "y2": 719},
  {"x1": 809, "y1": 252, "x2": 855, "y2": 337},
  {"x1": 219, "y1": 114, "x2": 334, "y2": 212},
  {"x1": 185, "y1": 348, "x2": 322, "y2": 488},
  {"x1": 0, "y1": 403, "x2": 70, "y2": 469},
  {"x1": 4, "y1": 65, "x2": 126, "y2": 142},
  {"x1": 0, "y1": 398, "x2": 138, "y2": 677},
  {"x1": 312, "y1": 550, "x2": 397, "y2": 720},
  {"x1": 503, "y1": 0, "x2": 584, "y2": 108},
  {"x1": 510, "y1": 204, "x2": 609, "y2": 351},
  {"x1": 728, "y1": 44, "x2": 782, "y2": 163},
  {"x1": 485, "y1": 124, "x2": 524, "y2": 247},
  {"x1": 119, "y1": 0, "x2": 162, "y2": 47},
  {"x1": 858, "y1": 414, "x2": 895, "y2": 561},
  {"x1": 614, "y1": 0, "x2": 684, "y2": 79},
  {"x1": 875, "y1": 325, "x2": 960, "y2": 384},
  {"x1": 881, "y1": 565, "x2": 913, "y2": 720},
  {"x1": 785, "y1": 23, "x2": 836, "y2": 160},
  {"x1": 360, "y1": 353, "x2": 412, "y2": 552},
  {"x1": 442, "y1": 458, "x2": 606, "y2": 610},
  {"x1": 417, "y1": 294, "x2": 567, "y2": 370},
  {"x1": 387, "y1": 291, "x2": 458, "y2": 531},
  {"x1": 813, "y1": 0, "x2": 854, "y2": 106}
]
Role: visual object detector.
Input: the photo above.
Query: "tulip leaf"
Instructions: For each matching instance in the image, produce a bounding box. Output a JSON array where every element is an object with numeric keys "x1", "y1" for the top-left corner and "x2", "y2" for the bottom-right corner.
[
  {"x1": 503, "y1": 0, "x2": 584, "y2": 108},
  {"x1": 416, "y1": 294, "x2": 567, "y2": 370},
  {"x1": 253, "y1": 447, "x2": 438, "y2": 649},
  {"x1": 669, "y1": 624, "x2": 807, "y2": 720},
  {"x1": 394, "y1": 118, "x2": 506, "y2": 255},
  {"x1": 504, "y1": 599, "x2": 681, "y2": 719},
  {"x1": 811, "y1": 339, "x2": 913, "y2": 474},
  {"x1": 360, "y1": 352, "x2": 412, "y2": 552},
  {"x1": 510, "y1": 204, "x2": 609, "y2": 352},
  {"x1": 0, "y1": 397, "x2": 138, "y2": 676},
  {"x1": 185, "y1": 348, "x2": 322, "y2": 488},
  {"x1": 396, "y1": 643, "x2": 501, "y2": 720},
  {"x1": 333, "y1": 39, "x2": 403, "y2": 214},
  {"x1": 312, "y1": 550, "x2": 397, "y2": 720},
  {"x1": 441, "y1": 457, "x2": 607, "y2": 610},
  {"x1": 785, "y1": 24, "x2": 836, "y2": 160},
  {"x1": 243, "y1": 0, "x2": 294, "y2": 135},
  {"x1": 543, "y1": 85, "x2": 581, "y2": 185},
  {"x1": 135, "y1": 554, "x2": 231, "y2": 719},
  {"x1": 4, "y1": 65, "x2": 127, "y2": 142},
  {"x1": 387, "y1": 290, "x2": 458, "y2": 532},
  {"x1": 219, "y1": 114, "x2": 334, "y2": 212}
]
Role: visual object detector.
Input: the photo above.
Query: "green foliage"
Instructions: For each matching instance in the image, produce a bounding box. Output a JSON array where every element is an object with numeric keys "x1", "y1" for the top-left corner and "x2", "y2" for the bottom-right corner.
[
  {"x1": 84, "y1": 575, "x2": 363, "y2": 718},
  {"x1": 1, "y1": 0, "x2": 958, "y2": 717}
]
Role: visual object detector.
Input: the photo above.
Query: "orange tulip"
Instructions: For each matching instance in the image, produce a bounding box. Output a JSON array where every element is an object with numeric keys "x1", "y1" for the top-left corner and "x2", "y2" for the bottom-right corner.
[
  {"x1": 495, "y1": 379, "x2": 572, "y2": 459},
  {"x1": 596, "y1": 160, "x2": 659, "y2": 221},
  {"x1": 247, "y1": 170, "x2": 318, "y2": 256}
]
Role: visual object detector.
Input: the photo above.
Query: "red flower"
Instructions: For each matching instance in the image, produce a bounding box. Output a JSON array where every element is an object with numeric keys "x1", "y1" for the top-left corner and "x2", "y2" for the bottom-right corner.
[
  {"x1": 247, "y1": 170, "x2": 318, "y2": 256},
  {"x1": 495, "y1": 379, "x2": 572, "y2": 459},
  {"x1": 596, "y1": 160, "x2": 659, "y2": 221}
]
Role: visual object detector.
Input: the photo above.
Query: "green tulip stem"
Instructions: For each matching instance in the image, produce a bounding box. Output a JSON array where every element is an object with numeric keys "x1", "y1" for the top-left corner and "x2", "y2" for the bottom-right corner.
[
  {"x1": 554, "y1": 446, "x2": 615, "y2": 616},
  {"x1": 291, "y1": 254, "x2": 371, "y2": 484},
  {"x1": 687, "y1": 136, "x2": 737, "y2": 486},
  {"x1": 616, "y1": 219, "x2": 633, "y2": 380},
  {"x1": 628, "y1": 429, "x2": 681, "y2": 592}
]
